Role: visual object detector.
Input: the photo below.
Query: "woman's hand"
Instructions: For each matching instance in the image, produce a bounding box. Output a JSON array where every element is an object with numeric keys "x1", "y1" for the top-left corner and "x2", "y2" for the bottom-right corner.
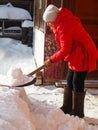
[{"x1": 44, "y1": 59, "x2": 54, "y2": 68}]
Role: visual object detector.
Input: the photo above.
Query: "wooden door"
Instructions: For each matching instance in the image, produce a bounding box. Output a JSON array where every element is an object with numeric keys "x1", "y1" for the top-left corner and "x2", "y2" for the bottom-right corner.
[
  {"x1": 58, "y1": 0, "x2": 98, "y2": 80},
  {"x1": 74, "y1": 0, "x2": 98, "y2": 79}
]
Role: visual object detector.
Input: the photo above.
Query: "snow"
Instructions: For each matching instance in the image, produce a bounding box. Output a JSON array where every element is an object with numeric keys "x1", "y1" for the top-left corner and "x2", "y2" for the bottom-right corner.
[
  {"x1": 0, "y1": 3, "x2": 32, "y2": 20},
  {"x1": 0, "y1": 37, "x2": 98, "y2": 130},
  {"x1": 4, "y1": 26, "x2": 21, "y2": 31},
  {"x1": 0, "y1": 88, "x2": 35, "y2": 130},
  {"x1": 22, "y1": 20, "x2": 34, "y2": 28},
  {"x1": 6, "y1": 67, "x2": 32, "y2": 86}
]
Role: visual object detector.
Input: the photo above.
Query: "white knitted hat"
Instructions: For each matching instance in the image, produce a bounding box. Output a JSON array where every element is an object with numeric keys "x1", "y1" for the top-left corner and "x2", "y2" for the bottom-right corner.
[{"x1": 43, "y1": 4, "x2": 59, "y2": 22}]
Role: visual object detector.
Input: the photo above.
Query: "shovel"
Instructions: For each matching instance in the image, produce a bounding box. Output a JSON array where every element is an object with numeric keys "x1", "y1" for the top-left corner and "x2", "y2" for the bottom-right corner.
[
  {"x1": 0, "y1": 64, "x2": 45, "y2": 88},
  {"x1": 27, "y1": 64, "x2": 45, "y2": 76}
]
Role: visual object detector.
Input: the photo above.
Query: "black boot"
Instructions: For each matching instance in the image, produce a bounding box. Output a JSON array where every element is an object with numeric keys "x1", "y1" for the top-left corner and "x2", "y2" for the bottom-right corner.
[
  {"x1": 60, "y1": 87, "x2": 72, "y2": 114},
  {"x1": 71, "y1": 91, "x2": 86, "y2": 118}
]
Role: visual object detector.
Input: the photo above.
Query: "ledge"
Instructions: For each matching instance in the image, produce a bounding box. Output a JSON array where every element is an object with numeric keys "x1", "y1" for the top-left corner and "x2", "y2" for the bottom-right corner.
[{"x1": 55, "y1": 80, "x2": 98, "y2": 89}]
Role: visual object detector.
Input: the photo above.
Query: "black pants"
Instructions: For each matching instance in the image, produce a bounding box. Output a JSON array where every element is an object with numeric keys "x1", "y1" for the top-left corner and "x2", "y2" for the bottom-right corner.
[{"x1": 66, "y1": 69, "x2": 88, "y2": 92}]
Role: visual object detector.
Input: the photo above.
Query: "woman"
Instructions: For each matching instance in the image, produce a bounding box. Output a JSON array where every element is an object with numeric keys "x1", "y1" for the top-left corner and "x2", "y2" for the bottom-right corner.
[{"x1": 43, "y1": 4, "x2": 98, "y2": 118}]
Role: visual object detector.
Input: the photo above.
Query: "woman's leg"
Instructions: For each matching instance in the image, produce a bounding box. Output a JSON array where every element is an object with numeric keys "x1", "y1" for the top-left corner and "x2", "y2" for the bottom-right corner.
[
  {"x1": 66, "y1": 69, "x2": 74, "y2": 90},
  {"x1": 61, "y1": 69, "x2": 73, "y2": 114},
  {"x1": 73, "y1": 70, "x2": 88, "y2": 92},
  {"x1": 72, "y1": 70, "x2": 88, "y2": 117}
]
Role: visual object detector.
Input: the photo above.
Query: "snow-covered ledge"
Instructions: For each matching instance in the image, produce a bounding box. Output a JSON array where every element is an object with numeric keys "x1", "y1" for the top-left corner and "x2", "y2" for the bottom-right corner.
[{"x1": 33, "y1": 29, "x2": 45, "y2": 67}]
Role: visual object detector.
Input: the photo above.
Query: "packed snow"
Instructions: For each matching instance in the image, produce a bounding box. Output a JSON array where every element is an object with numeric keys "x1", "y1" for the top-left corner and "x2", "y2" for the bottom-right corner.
[
  {"x1": 0, "y1": 37, "x2": 98, "y2": 130},
  {"x1": 22, "y1": 20, "x2": 34, "y2": 28},
  {"x1": 0, "y1": 3, "x2": 32, "y2": 20}
]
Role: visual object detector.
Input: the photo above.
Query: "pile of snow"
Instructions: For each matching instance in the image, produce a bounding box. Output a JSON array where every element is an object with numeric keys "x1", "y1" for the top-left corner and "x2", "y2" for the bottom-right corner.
[
  {"x1": 0, "y1": 87, "x2": 36, "y2": 130},
  {"x1": 0, "y1": 38, "x2": 36, "y2": 75},
  {"x1": 0, "y1": 3, "x2": 32, "y2": 20},
  {"x1": 0, "y1": 85, "x2": 98, "y2": 130},
  {"x1": 4, "y1": 26, "x2": 21, "y2": 31},
  {"x1": 6, "y1": 67, "x2": 31, "y2": 86},
  {"x1": 0, "y1": 38, "x2": 36, "y2": 86},
  {"x1": 22, "y1": 20, "x2": 34, "y2": 28},
  {"x1": 25, "y1": 85, "x2": 98, "y2": 130}
]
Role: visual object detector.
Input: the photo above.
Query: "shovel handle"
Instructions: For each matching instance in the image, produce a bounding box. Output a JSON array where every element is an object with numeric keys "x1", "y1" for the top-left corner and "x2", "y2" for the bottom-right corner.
[{"x1": 28, "y1": 64, "x2": 45, "y2": 76}]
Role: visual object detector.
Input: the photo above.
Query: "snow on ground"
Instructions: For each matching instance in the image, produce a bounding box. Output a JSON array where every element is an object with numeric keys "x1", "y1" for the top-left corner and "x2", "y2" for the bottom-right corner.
[
  {"x1": 0, "y1": 37, "x2": 98, "y2": 130},
  {"x1": 0, "y1": 38, "x2": 36, "y2": 75}
]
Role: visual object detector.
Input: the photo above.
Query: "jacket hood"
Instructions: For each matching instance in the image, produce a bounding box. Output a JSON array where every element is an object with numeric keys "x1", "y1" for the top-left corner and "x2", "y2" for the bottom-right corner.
[{"x1": 53, "y1": 8, "x2": 74, "y2": 28}]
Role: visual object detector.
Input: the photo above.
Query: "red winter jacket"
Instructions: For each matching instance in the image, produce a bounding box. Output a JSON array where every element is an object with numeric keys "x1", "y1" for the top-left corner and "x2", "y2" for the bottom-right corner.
[{"x1": 50, "y1": 8, "x2": 98, "y2": 72}]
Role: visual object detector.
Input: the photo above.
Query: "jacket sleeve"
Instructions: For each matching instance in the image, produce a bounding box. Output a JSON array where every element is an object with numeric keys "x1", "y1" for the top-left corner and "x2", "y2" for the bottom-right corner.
[{"x1": 50, "y1": 25, "x2": 72, "y2": 62}]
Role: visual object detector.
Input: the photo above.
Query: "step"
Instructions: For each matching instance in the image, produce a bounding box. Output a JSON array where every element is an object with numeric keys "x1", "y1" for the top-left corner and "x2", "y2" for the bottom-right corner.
[{"x1": 55, "y1": 80, "x2": 98, "y2": 89}]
